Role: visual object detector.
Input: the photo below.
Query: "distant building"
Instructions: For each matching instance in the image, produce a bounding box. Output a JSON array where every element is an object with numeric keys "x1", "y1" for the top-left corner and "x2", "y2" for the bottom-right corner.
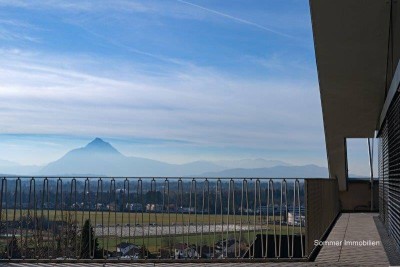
[
  {"x1": 146, "y1": 203, "x2": 163, "y2": 212},
  {"x1": 166, "y1": 204, "x2": 176, "y2": 212},
  {"x1": 126, "y1": 203, "x2": 143, "y2": 212},
  {"x1": 238, "y1": 207, "x2": 253, "y2": 214},
  {"x1": 177, "y1": 207, "x2": 195, "y2": 213},
  {"x1": 94, "y1": 203, "x2": 103, "y2": 210},
  {"x1": 71, "y1": 202, "x2": 81, "y2": 209},
  {"x1": 287, "y1": 212, "x2": 305, "y2": 226},
  {"x1": 174, "y1": 243, "x2": 198, "y2": 259},
  {"x1": 116, "y1": 242, "x2": 139, "y2": 257},
  {"x1": 214, "y1": 238, "x2": 244, "y2": 258},
  {"x1": 107, "y1": 202, "x2": 116, "y2": 211},
  {"x1": 199, "y1": 245, "x2": 214, "y2": 258}
]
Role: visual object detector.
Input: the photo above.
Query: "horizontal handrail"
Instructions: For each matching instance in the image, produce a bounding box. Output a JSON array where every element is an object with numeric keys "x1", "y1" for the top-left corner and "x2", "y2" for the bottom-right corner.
[{"x1": 1, "y1": 176, "x2": 313, "y2": 180}]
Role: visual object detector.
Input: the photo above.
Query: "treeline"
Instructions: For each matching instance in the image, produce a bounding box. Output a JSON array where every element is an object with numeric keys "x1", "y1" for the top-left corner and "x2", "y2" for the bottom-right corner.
[
  {"x1": 0, "y1": 213, "x2": 154, "y2": 260},
  {"x1": 0, "y1": 179, "x2": 304, "y2": 212}
]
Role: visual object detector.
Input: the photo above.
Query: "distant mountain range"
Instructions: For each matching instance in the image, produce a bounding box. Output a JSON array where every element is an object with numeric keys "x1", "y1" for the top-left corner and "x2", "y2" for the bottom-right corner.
[
  {"x1": 201, "y1": 164, "x2": 328, "y2": 178},
  {"x1": 215, "y1": 158, "x2": 291, "y2": 169},
  {"x1": 0, "y1": 159, "x2": 41, "y2": 175},
  {"x1": 0, "y1": 138, "x2": 332, "y2": 177}
]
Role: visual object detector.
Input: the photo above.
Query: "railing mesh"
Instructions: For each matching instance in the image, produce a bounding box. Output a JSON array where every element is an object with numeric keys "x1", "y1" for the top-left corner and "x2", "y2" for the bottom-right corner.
[{"x1": 0, "y1": 177, "x2": 308, "y2": 262}]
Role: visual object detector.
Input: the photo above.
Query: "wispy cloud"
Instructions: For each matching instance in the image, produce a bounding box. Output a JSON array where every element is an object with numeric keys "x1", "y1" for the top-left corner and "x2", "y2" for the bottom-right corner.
[
  {"x1": 0, "y1": 0, "x2": 150, "y2": 13},
  {"x1": 175, "y1": 0, "x2": 293, "y2": 38},
  {"x1": 0, "y1": 0, "x2": 297, "y2": 38},
  {"x1": 0, "y1": 29, "x2": 39, "y2": 42},
  {"x1": 77, "y1": 25, "x2": 189, "y2": 67},
  {"x1": 244, "y1": 53, "x2": 316, "y2": 76},
  {"x1": 0, "y1": 19, "x2": 41, "y2": 42},
  {"x1": 0, "y1": 19, "x2": 38, "y2": 29},
  {"x1": 0, "y1": 49, "x2": 323, "y2": 151}
]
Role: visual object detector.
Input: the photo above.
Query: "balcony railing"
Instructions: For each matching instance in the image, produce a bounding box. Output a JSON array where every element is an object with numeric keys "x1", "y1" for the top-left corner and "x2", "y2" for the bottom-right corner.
[{"x1": 0, "y1": 177, "x2": 338, "y2": 263}]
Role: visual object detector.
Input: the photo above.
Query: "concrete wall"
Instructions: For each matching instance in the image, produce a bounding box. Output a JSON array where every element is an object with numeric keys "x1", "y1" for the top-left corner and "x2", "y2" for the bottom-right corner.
[
  {"x1": 309, "y1": 0, "x2": 391, "y2": 191},
  {"x1": 339, "y1": 179, "x2": 378, "y2": 212}
]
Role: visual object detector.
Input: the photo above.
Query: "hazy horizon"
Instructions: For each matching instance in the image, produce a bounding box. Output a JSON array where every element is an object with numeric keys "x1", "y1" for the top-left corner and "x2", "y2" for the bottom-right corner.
[
  {"x1": 0, "y1": 136, "x2": 317, "y2": 168},
  {"x1": 0, "y1": 137, "x2": 334, "y2": 178}
]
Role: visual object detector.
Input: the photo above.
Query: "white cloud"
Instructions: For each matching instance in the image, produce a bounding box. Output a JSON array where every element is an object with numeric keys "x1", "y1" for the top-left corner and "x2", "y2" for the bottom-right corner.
[
  {"x1": 0, "y1": 29, "x2": 39, "y2": 42},
  {"x1": 0, "y1": 49, "x2": 324, "y2": 152},
  {"x1": 0, "y1": 18, "x2": 42, "y2": 43}
]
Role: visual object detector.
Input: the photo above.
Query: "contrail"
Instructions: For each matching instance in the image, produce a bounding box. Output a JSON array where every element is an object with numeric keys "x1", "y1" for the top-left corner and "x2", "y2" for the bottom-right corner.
[
  {"x1": 176, "y1": 0, "x2": 292, "y2": 38},
  {"x1": 79, "y1": 25, "x2": 187, "y2": 66}
]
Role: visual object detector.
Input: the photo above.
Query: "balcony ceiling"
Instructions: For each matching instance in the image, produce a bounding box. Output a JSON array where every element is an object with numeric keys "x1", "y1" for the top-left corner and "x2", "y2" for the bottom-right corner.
[{"x1": 309, "y1": 0, "x2": 390, "y2": 190}]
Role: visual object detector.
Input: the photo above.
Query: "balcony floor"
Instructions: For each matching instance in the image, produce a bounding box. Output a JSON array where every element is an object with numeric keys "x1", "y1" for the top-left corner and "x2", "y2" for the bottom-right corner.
[{"x1": 315, "y1": 213, "x2": 389, "y2": 266}]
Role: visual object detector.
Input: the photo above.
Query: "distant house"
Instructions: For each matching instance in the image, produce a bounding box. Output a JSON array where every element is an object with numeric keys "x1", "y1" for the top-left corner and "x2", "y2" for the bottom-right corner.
[
  {"x1": 107, "y1": 202, "x2": 116, "y2": 211},
  {"x1": 199, "y1": 245, "x2": 214, "y2": 258},
  {"x1": 166, "y1": 204, "x2": 176, "y2": 212},
  {"x1": 146, "y1": 203, "x2": 163, "y2": 213},
  {"x1": 174, "y1": 243, "x2": 187, "y2": 259},
  {"x1": 116, "y1": 242, "x2": 140, "y2": 257},
  {"x1": 174, "y1": 243, "x2": 198, "y2": 259},
  {"x1": 94, "y1": 203, "x2": 103, "y2": 210},
  {"x1": 126, "y1": 203, "x2": 143, "y2": 212},
  {"x1": 214, "y1": 238, "x2": 243, "y2": 258},
  {"x1": 238, "y1": 207, "x2": 253, "y2": 214},
  {"x1": 71, "y1": 202, "x2": 80, "y2": 209},
  {"x1": 287, "y1": 212, "x2": 305, "y2": 226},
  {"x1": 177, "y1": 207, "x2": 195, "y2": 213},
  {"x1": 215, "y1": 238, "x2": 236, "y2": 250}
]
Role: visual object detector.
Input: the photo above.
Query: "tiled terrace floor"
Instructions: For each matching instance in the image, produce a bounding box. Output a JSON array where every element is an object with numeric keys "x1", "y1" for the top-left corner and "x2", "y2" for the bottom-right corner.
[
  {"x1": 0, "y1": 213, "x2": 393, "y2": 267},
  {"x1": 315, "y1": 213, "x2": 389, "y2": 266}
]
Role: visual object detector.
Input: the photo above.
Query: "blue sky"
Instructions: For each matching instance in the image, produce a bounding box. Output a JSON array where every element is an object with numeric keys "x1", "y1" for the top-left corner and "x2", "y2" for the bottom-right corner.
[{"x1": 0, "y1": 0, "x2": 373, "y2": 175}]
